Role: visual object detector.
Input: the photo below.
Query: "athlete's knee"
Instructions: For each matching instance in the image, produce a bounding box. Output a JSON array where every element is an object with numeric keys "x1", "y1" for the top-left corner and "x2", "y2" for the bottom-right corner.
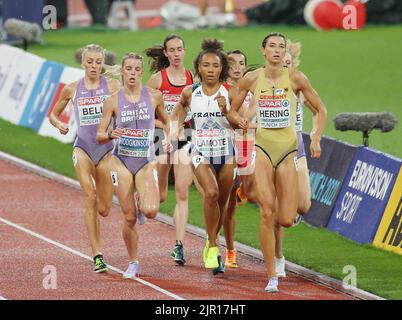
[
  {"x1": 204, "y1": 187, "x2": 219, "y2": 203},
  {"x1": 278, "y1": 216, "x2": 294, "y2": 228},
  {"x1": 123, "y1": 212, "x2": 136, "y2": 228},
  {"x1": 298, "y1": 199, "x2": 311, "y2": 215},
  {"x1": 159, "y1": 188, "x2": 168, "y2": 203},
  {"x1": 98, "y1": 203, "x2": 111, "y2": 217},
  {"x1": 175, "y1": 186, "x2": 189, "y2": 203},
  {"x1": 245, "y1": 189, "x2": 257, "y2": 203},
  {"x1": 142, "y1": 204, "x2": 158, "y2": 219}
]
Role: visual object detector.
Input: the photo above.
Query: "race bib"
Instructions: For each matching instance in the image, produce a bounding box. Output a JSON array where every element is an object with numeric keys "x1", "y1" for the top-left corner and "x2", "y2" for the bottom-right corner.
[
  {"x1": 110, "y1": 171, "x2": 118, "y2": 186},
  {"x1": 163, "y1": 93, "x2": 180, "y2": 115},
  {"x1": 195, "y1": 128, "x2": 229, "y2": 157},
  {"x1": 192, "y1": 154, "x2": 205, "y2": 169},
  {"x1": 117, "y1": 128, "x2": 152, "y2": 157},
  {"x1": 295, "y1": 100, "x2": 303, "y2": 132},
  {"x1": 77, "y1": 95, "x2": 107, "y2": 126},
  {"x1": 258, "y1": 89, "x2": 291, "y2": 129}
]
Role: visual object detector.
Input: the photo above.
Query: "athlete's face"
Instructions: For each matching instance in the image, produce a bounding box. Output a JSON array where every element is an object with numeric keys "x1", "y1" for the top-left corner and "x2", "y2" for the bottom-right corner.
[
  {"x1": 82, "y1": 51, "x2": 104, "y2": 79},
  {"x1": 228, "y1": 53, "x2": 246, "y2": 82},
  {"x1": 283, "y1": 52, "x2": 292, "y2": 68},
  {"x1": 121, "y1": 58, "x2": 143, "y2": 86},
  {"x1": 262, "y1": 36, "x2": 286, "y2": 65},
  {"x1": 164, "y1": 38, "x2": 185, "y2": 68},
  {"x1": 199, "y1": 53, "x2": 222, "y2": 85}
]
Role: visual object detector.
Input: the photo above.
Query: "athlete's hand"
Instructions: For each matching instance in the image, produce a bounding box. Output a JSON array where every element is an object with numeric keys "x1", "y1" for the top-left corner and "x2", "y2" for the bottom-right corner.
[
  {"x1": 310, "y1": 139, "x2": 322, "y2": 158},
  {"x1": 58, "y1": 123, "x2": 69, "y2": 135},
  {"x1": 109, "y1": 128, "x2": 123, "y2": 139},
  {"x1": 162, "y1": 138, "x2": 173, "y2": 153},
  {"x1": 238, "y1": 117, "x2": 249, "y2": 130},
  {"x1": 215, "y1": 92, "x2": 228, "y2": 114}
]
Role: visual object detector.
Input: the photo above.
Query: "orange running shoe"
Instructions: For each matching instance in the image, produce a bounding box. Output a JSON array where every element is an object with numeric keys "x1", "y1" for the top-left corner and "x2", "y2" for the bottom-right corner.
[
  {"x1": 236, "y1": 185, "x2": 248, "y2": 206},
  {"x1": 225, "y1": 249, "x2": 238, "y2": 268}
]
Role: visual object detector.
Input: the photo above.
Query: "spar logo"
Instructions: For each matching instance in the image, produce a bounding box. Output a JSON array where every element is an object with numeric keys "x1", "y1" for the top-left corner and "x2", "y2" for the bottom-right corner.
[
  {"x1": 121, "y1": 128, "x2": 149, "y2": 138},
  {"x1": 282, "y1": 99, "x2": 290, "y2": 108},
  {"x1": 78, "y1": 96, "x2": 104, "y2": 106},
  {"x1": 196, "y1": 128, "x2": 226, "y2": 137},
  {"x1": 381, "y1": 196, "x2": 402, "y2": 248}
]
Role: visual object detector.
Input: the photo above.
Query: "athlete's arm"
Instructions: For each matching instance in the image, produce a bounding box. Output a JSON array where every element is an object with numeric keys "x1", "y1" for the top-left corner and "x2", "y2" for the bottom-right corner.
[
  {"x1": 291, "y1": 70, "x2": 327, "y2": 158},
  {"x1": 147, "y1": 72, "x2": 165, "y2": 129},
  {"x1": 49, "y1": 82, "x2": 75, "y2": 135},
  {"x1": 244, "y1": 98, "x2": 258, "y2": 129},
  {"x1": 170, "y1": 85, "x2": 192, "y2": 142},
  {"x1": 147, "y1": 71, "x2": 162, "y2": 90},
  {"x1": 153, "y1": 88, "x2": 170, "y2": 134},
  {"x1": 226, "y1": 71, "x2": 257, "y2": 129},
  {"x1": 96, "y1": 94, "x2": 118, "y2": 144}
]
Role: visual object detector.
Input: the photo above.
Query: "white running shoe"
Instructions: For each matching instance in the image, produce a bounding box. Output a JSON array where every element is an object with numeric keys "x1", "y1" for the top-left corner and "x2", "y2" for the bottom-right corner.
[
  {"x1": 275, "y1": 256, "x2": 286, "y2": 278},
  {"x1": 292, "y1": 214, "x2": 302, "y2": 226},
  {"x1": 123, "y1": 261, "x2": 140, "y2": 279},
  {"x1": 134, "y1": 192, "x2": 147, "y2": 225},
  {"x1": 265, "y1": 277, "x2": 279, "y2": 293}
]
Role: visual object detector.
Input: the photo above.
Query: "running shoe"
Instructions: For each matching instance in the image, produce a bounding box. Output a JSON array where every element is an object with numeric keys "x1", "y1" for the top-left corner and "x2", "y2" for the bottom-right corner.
[
  {"x1": 225, "y1": 249, "x2": 238, "y2": 268},
  {"x1": 264, "y1": 277, "x2": 279, "y2": 293},
  {"x1": 204, "y1": 246, "x2": 219, "y2": 269},
  {"x1": 236, "y1": 185, "x2": 248, "y2": 206},
  {"x1": 171, "y1": 243, "x2": 186, "y2": 266},
  {"x1": 93, "y1": 254, "x2": 108, "y2": 273},
  {"x1": 275, "y1": 256, "x2": 286, "y2": 278},
  {"x1": 123, "y1": 261, "x2": 140, "y2": 279},
  {"x1": 212, "y1": 255, "x2": 225, "y2": 275},
  {"x1": 292, "y1": 213, "x2": 302, "y2": 227},
  {"x1": 134, "y1": 192, "x2": 147, "y2": 225}
]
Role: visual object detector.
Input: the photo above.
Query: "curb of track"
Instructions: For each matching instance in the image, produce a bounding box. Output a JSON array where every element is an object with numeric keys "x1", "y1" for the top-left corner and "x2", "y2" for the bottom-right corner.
[{"x1": 0, "y1": 151, "x2": 385, "y2": 301}]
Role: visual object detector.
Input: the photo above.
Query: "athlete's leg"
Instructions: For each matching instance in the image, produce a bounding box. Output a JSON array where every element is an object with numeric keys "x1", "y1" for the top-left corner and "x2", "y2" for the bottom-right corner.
[
  {"x1": 224, "y1": 185, "x2": 237, "y2": 251},
  {"x1": 73, "y1": 148, "x2": 101, "y2": 257},
  {"x1": 275, "y1": 152, "x2": 299, "y2": 228},
  {"x1": 253, "y1": 148, "x2": 276, "y2": 279},
  {"x1": 192, "y1": 161, "x2": 220, "y2": 248},
  {"x1": 94, "y1": 152, "x2": 114, "y2": 217},
  {"x1": 216, "y1": 161, "x2": 236, "y2": 242},
  {"x1": 156, "y1": 154, "x2": 170, "y2": 203},
  {"x1": 297, "y1": 156, "x2": 311, "y2": 215},
  {"x1": 173, "y1": 148, "x2": 193, "y2": 244},
  {"x1": 111, "y1": 156, "x2": 138, "y2": 262},
  {"x1": 134, "y1": 162, "x2": 160, "y2": 220}
]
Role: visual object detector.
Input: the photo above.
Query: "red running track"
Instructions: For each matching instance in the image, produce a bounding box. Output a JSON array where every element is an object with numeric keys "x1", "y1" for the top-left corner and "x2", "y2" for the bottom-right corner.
[{"x1": 0, "y1": 159, "x2": 355, "y2": 300}]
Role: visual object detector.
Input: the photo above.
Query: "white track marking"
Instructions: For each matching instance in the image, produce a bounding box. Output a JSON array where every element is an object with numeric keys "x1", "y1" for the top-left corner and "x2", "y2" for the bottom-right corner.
[{"x1": 0, "y1": 216, "x2": 184, "y2": 300}]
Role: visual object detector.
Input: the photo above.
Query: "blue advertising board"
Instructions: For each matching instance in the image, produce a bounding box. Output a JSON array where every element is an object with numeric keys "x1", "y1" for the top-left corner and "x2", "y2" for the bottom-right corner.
[
  {"x1": 327, "y1": 146, "x2": 401, "y2": 244},
  {"x1": 19, "y1": 61, "x2": 64, "y2": 132},
  {"x1": 303, "y1": 134, "x2": 358, "y2": 227}
]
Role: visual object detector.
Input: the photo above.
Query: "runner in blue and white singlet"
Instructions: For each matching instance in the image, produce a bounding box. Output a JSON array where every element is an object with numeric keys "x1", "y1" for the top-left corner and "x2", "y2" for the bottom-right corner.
[
  {"x1": 189, "y1": 82, "x2": 235, "y2": 174},
  {"x1": 171, "y1": 39, "x2": 237, "y2": 275}
]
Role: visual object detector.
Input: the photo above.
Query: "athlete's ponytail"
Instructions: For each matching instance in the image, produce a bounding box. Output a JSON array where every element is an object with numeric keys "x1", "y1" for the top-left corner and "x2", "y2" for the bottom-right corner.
[
  {"x1": 145, "y1": 34, "x2": 185, "y2": 73},
  {"x1": 194, "y1": 38, "x2": 229, "y2": 83}
]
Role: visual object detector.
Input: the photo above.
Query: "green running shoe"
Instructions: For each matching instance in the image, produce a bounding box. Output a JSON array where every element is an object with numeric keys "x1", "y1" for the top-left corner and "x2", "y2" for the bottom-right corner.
[
  {"x1": 93, "y1": 254, "x2": 108, "y2": 273},
  {"x1": 205, "y1": 246, "x2": 219, "y2": 269},
  {"x1": 212, "y1": 255, "x2": 225, "y2": 275},
  {"x1": 171, "y1": 244, "x2": 186, "y2": 266}
]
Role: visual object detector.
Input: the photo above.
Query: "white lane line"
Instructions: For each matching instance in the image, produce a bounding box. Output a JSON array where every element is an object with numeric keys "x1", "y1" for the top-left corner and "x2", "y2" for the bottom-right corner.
[{"x1": 0, "y1": 216, "x2": 184, "y2": 300}]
